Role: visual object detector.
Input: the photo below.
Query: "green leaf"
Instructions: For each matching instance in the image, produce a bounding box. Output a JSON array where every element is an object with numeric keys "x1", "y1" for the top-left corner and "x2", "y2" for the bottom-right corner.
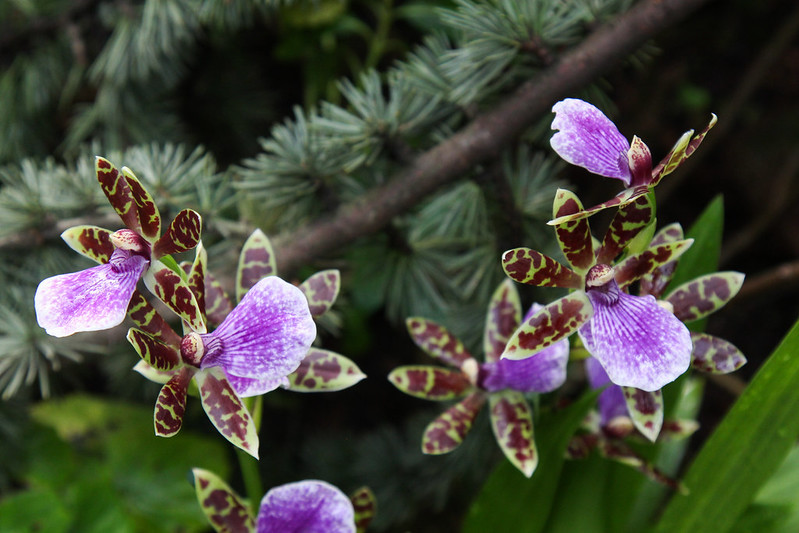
[
  {"x1": 653, "y1": 317, "x2": 799, "y2": 533},
  {"x1": 463, "y1": 389, "x2": 600, "y2": 533}
]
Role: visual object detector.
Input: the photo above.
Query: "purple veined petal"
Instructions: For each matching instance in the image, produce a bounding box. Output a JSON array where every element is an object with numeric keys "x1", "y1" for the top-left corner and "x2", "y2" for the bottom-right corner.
[
  {"x1": 585, "y1": 357, "x2": 628, "y2": 426},
  {"x1": 257, "y1": 480, "x2": 355, "y2": 533},
  {"x1": 580, "y1": 280, "x2": 691, "y2": 391},
  {"x1": 34, "y1": 249, "x2": 149, "y2": 337},
  {"x1": 200, "y1": 276, "x2": 316, "y2": 383},
  {"x1": 227, "y1": 372, "x2": 290, "y2": 398},
  {"x1": 550, "y1": 99, "x2": 632, "y2": 185}
]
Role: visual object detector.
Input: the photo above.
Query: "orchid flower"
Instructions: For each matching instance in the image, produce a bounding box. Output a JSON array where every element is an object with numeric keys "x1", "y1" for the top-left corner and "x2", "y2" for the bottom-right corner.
[
  {"x1": 34, "y1": 157, "x2": 202, "y2": 337},
  {"x1": 548, "y1": 98, "x2": 716, "y2": 224},
  {"x1": 388, "y1": 279, "x2": 569, "y2": 477},
  {"x1": 192, "y1": 468, "x2": 376, "y2": 533}
]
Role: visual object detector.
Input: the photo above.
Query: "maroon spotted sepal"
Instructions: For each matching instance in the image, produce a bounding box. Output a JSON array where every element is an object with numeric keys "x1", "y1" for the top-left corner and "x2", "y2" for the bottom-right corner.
[
  {"x1": 61, "y1": 226, "x2": 114, "y2": 264},
  {"x1": 350, "y1": 486, "x2": 377, "y2": 533},
  {"x1": 388, "y1": 365, "x2": 472, "y2": 401},
  {"x1": 501, "y1": 248, "x2": 583, "y2": 288},
  {"x1": 300, "y1": 269, "x2": 340, "y2": 317},
  {"x1": 192, "y1": 468, "x2": 255, "y2": 533},
  {"x1": 121, "y1": 166, "x2": 161, "y2": 242},
  {"x1": 96, "y1": 157, "x2": 141, "y2": 233},
  {"x1": 666, "y1": 272, "x2": 745, "y2": 323},
  {"x1": 286, "y1": 348, "x2": 367, "y2": 392},
  {"x1": 598, "y1": 439, "x2": 683, "y2": 491},
  {"x1": 489, "y1": 390, "x2": 537, "y2": 477},
  {"x1": 690, "y1": 333, "x2": 747, "y2": 374},
  {"x1": 406, "y1": 317, "x2": 473, "y2": 368},
  {"x1": 183, "y1": 244, "x2": 207, "y2": 322},
  {"x1": 639, "y1": 223, "x2": 684, "y2": 298},
  {"x1": 596, "y1": 193, "x2": 655, "y2": 265},
  {"x1": 126, "y1": 290, "x2": 183, "y2": 347},
  {"x1": 144, "y1": 259, "x2": 206, "y2": 333},
  {"x1": 551, "y1": 189, "x2": 594, "y2": 274},
  {"x1": 421, "y1": 392, "x2": 486, "y2": 455},
  {"x1": 614, "y1": 239, "x2": 694, "y2": 289},
  {"x1": 621, "y1": 386, "x2": 663, "y2": 442},
  {"x1": 195, "y1": 366, "x2": 259, "y2": 458},
  {"x1": 548, "y1": 185, "x2": 651, "y2": 226},
  {"x1": 154, "y1": 366, "x2": 194, "y2": 437},
  {"x1": 126, "y1": 328, "x2": 181, "y2": 371},
  {"x1": 236, "y1": 229, "x2": 277, "y2": 302},
  {"x1": 501, "y1": 292, "x2": 592, "y2": 360},
  {"x1": 205, "y1": 271, "x2": 234, "y2": 326},
  {"x1": 483, "y1": 279, "x2": 522, "y2": 363},
  {"x1": 152, "y1": 209, "x2": 202, "y2": 259},
  {"x1": 651, "y1": 114, "x2": 718, "y2": 186}
]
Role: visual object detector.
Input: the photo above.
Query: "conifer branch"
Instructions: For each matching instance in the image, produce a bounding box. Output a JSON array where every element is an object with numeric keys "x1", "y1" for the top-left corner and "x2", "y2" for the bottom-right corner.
[{"x1": 274, "y1": 0, "x2": 712, "y2": 275}]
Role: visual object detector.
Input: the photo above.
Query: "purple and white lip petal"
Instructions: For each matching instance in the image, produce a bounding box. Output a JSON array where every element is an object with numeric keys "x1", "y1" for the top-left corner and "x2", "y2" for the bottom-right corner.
[
  {"x1": 34, "y1": 249, "x2": 149, "y2": 337},
  {"x1": 550, "y1": 98, "x2": 632, "y2": 185},
  {"x1": 256, "y1": 480, "x2": 355, "y2": 533}
]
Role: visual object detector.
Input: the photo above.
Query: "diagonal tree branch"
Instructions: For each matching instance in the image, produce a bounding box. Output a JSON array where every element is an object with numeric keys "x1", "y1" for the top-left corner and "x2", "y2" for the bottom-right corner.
[{"x1": 273, "y1": 0, "x2": 713, "y2": 276}]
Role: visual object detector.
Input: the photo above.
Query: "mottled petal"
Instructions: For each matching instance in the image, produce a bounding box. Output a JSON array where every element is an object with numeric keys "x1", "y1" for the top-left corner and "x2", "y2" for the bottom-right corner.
[
  {"x1": 192, "y1": 468, "x2": 255, "y2": 533},
  {"x1": 154, "y1": 366, "x2": 193, "y2": 437},
  {"x1": 152, "y1": 209, "x2": 202, "y2": 259},
  {"x1": 483, "y1": 279, "x2": 522, "y2": 363},
  {"x1": 237, "y1": 228, "x2": 277, "y2": 302},
  {"x1": 690, "y1": 332, "x2": 747, "y2": 374},
  {"x1": 422, "y1": 392, "x2": 485, "y2": 455},
  {"x1": 489, "y1": 390, "x2": 537, "y2": 477},
  {"x1": 596, "y1": 193, "x2": 655, "y2": 265},
  {"x1": 481, "y1": 330, "x2": 568, "y2": 393},
  {"x1": 585, "y1": 357, "x2": 628, "y2": 426},
  {"x1": 200, "y1": 277, "x2": 316, "y2": 384},
  {"x1": 621, "y1": 386, "x2": 664, "y2": 442},
  {"x1": 143, "y1": 259, "x2": 206, "y2": 334},
  {"x1": 666, "y1": 272, "x2": 745, "y2": 323},
  {"x1": 286, "y1": 348, "x2": 366, "y2": 392},
  {"x1": 257, "y1": 480, "x2": 355, "y2": 533},
  {"x1": 550, "y1": 99, "x2": 632, "y2": 184},
  {"x1": 196, "y1": 366, "x2": 259, "y2": 458},
  {"x1": 639, "y1": 223, "x2": 684, "y2": 298},
  {"x1": 501, "y1": 248, "x2": 582, "y2": 288},
  {"x1": 406, "y1": 317, "x2": 473, "y2": 368},
  {"x1": 96, "y1": 156, "x2": 141, "y2": 233},
  {"x1": 300, "y1": 269, "x2": 340, "y2": 317},
  {"x1": 126, "y1": 328, "x2": 181, "y2": 371},
  {"x1": 61, "y1": 225, "x2": 114, "y2": 264},
  {"x1": 651, "y1": 114, "x2": 717, "y2": 185},
  {"x1": 126, "y1": 290, "x2": 183, "y2": 347},
  {"x1": 551, "y1": 189, "x2": 594, "y2": 274},
  {"x1": 581, "y1": 281, "x2": 691, "y2": 391},
  {"x1": 122, "y1": 166, "x2": 161, "y2": 242},
  {"x1": 547, "y1": 185, "x2": 650, "y2": 225},
  {"x1": 35, "y1": 249, "x2": 148, "y2": 337},
  {"x1": 350, "y1": 487, "x2": 376, "y2": 533},
  {"x1": 614, "y1": 239, "x2": 694, "y2": 289},
  {"x1": 389, "y1": 365, "x2": 472, "y2": 401}
]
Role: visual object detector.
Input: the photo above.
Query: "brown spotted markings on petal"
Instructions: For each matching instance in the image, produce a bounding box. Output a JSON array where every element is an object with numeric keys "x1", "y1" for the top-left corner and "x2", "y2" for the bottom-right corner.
[
  {"x1": 126, "y1": 290, "x2": 183, "y2": 347},
  {"x1": 203, "y1": 271, "x2": 234, "y2": 325},
  {"x1": 639, "y1": 223, "x2": 684, "y2": 297},
  {"x1": 483, "y1": 279, "x2": 522, "y2": 363},
  {"x1": 127, "y1": 328, "x2": 181, "y2": 371},
  {"x1": 389, "y1": 365, "x2": 472, "y2": 400},
  {"x1": 300, "y1": 269, "x2": 340, "y2": 317},
  {"x1": 690, "y1": 332, "x2": 747, "y2": 374},
  {"x1": 422, "y1": 392, "x2": 485, "y2": 454},
  {"x1": 192, "y1": 468, "x2": 254, "y2": 533},
  {"x1": 598, "y1": 439, "x2": 683, "y2": 491},
  {"x1": 145, "y1": 260, "x2": 206, "y2": 333},
  {"x1": 547, "y1": 186, "x2": 650, "y2": 226},
  {"x1": 154, "y1": 367, "x2": 193, "y2": 437},
  {"x1": 552, "y1": 189, "x2": 594, "y2": 274},
  {"x1": 596, "y1": 193, "x2": 654, "y2": 265},
  {"x1": 195, "y1": 366, "x2": 259, "y2": 458},
  {"x1": 614, "y1": 239, "x2": 694, "y2": 289},
  {"x1": 183, "y1": 244, "x2": 207, "y2": 322},
  {"x1": 152, "y1": 209, "x2": 202, "y2": 259},
  {"x1": 622, "y1": 387, "x2": 663, "y2": 442},
  {"x1": 61, "y1": 225, "x2": 114, "y2": 264},
  {"x1": 96, "y1": 157, "x2": 141, "y2": 233},
  {"x1": 121, "y1": 166, "x2": 161, "y2": 242},
  {"x1": 235, "y1": 228, "x2": 277, "y2": 302},
  {"x1": 489, "y1": 390, "x2": 537, "y2": 477},
  {"x1": 501, "y1": 248, "x2": 582, "y2": 288},
  {"x1": 407, "y1": 317, "x2": 473, "y2": 368},
  {"x1": 666, "y1": 272, "x2": 745, "y2": 323},
  {"x1": 350, "y1": 487, "x2": 377, "y2": 533},
  {"x1": 287, "y1": 348, "x2": 366, "y2": 392},
  {"x1": 651, "y1": 114, "x2": 717, "y2": 186}
]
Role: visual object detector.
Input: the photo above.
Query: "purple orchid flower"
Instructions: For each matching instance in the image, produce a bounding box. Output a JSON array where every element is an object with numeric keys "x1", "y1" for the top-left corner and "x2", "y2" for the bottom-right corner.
[{"x1": 257, "y1": 480, "x2": 356, "y2": 533}]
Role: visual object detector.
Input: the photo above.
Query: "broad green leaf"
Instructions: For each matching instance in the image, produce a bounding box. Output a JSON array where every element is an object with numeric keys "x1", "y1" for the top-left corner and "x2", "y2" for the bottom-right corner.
[
  {"x1": 126, "y1": 328, "x2": 181, "y2": 371},
  {"x1": 597, "y1": 192, "x2": 655, "y2": 265},
  {"x1": 191, "y1": 468, "x2": 254, "y2": 533},
  {"x1": 621, "y1": 387, "x2": 663, "y2": 442},
  {"x1": 690, "y1": 333, "x2": 747, "y2": 374},
  {"x1": 463, "y1": 389, "x2": 600, "y2": 533},
  {"x1": 96, "y1": 156, "x2": 140, "y2": 233},
  {"x1": 236, "y1": 228, "x2": 277, "y2": 302},
  {"x1": 299, "y1": 269, "x2": 340, "y2": 317},
  {"x1": 144, "y1": 259, "x2": 206, "y2": 334},
  {"x1": 61, "y1": 225, "x2": 114, "y2": 264},
  {"x1": 286, "y1": 348, "x2": 366, "y2": 392},
  {"x1": 421, "y1": 392, "x2": 485, "y2": 455},
  {"x1": 388, "y1": 365, "x2": 472, "y2": 400},
  {"x1": 552, "y1": 188, "x2": 594, "y2": 273},
  {"x1": 501, "y1": 248, "x2": 582, "y2": 288},
  {"x1": 406, "y1": 317, "x2": 473, "y2": 368},
  {"x1": 0, "y1": 487, "x2": 70, "y2": 533},
  {"x1": 121, "y1": 166, "x2": 161, "y2": 242},
  {"x1": 666, "y1": 272, "x2": 745, "y2": 322},
  {"x1": 483, "y1": 279, "x2": 521, "y2": 363},
  {"x1": 126, "y1": 290, "x2": 183, "y2": 347},
  {"x1": 501, "y1": 292, "x2": 592, "y2": 360},
  {"x1": 196, "y1": 366, "x2": 259, "y2": 459},
  {"x1": 350, "y1": 486, "x2": 377, "y2": 533},
  {"x1": 489, "y1": 390, "x2": 537, "y2": 478},
  {"x1": 154, "y1": 367, "x2": 193, "y2": 437},
  {"x1": 653, "y1": 317, "x2": 799, "y2": 533},
  {"x1": 153, "y1": 208, "x2": 202, "y2": 258},
  {"x1": 614, "y1": 239, "x2": 694, "y2": 289}
]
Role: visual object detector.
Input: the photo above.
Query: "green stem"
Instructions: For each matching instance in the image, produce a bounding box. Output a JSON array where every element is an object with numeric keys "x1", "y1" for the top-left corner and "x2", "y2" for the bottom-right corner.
[
  {"x1": 238, "y1": 395, "x2": 265, "y2": 515},
  {"x1": 364, "y1": 0, "x2": 393, "y2": 70}
]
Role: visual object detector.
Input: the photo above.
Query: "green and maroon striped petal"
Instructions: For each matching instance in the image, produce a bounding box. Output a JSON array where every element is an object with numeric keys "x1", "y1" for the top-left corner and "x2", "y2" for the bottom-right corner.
[
  {"x1": 184, "y1": 244, "x2": 207, "y2": 321},
  {"x1": 96, "y1": 156, "x2": 141, "y2": 233},
  {"x1": 489, "y1": 390, "x2": 537, "y2": 478},
  {"x1": 350, "y1": 486, "x2": 377, "y2": 533},
  {"x1": 195, "y1": 366, "x2": 259, "y2": 458},
  {"x1": 614, "y1": 239, "x2": 694, "y2": 289},
  {"x1": 406, "y1": 317, "x2": 473, "y2": 368},
  {"x1": 144, "y1": 259, "x2": 206, "y2": 333},
  {"x1": 651, "y1": 114, "x2": 717, "y2": 186},
  {"x1": 388, "y1": 365, "x2": 472, "y2": 400},
  {"x1": 154, "y1": 366, "x2": 193, "y2": 437},
  {"x1": 666, "y1": 272, "x2": 745, "y2": 322},
  {"x1": 152, "y1": 209, "x2": 202, "y2": 259},
  {"x1": 690, "y1": 332, "x2": 747, "y2": 374},
  {"x1": 421, "y1": 392, "x2": 485, "y2": 455},
  {"x1": 596, "y1": 193, "x2": 655, "y2": 265},
  {"x1": 501, "y1": 292, "x2": 592, "y2": 361},
  {"x1": 501, "y1": 248, "x2": 582, "y2": 288},
  {"x1": 236, "y1": 229, "x2": 277, "y2": 302},
  {"x1": 621, "y1": 386, "x2": 663, "y2": 442},
  {"x1": 121, "y1": 166, "x2": 161, "y2": 242},
  {"x1": 192, "y1": 468, "x2": 255, "y2": 533},
  {"x1": 61, "y1": 225, "x2": 114, "y2": 264},
  {"x1": 126, "y1": 290, "x2": 183, "y2": 347},
  {"x1": 483, "y1": 279, "x2": 522, "y2": 363},
  {"x1": 552, "y1": 189, "x2": 594, "y2": 274},
  {"x1": 639, "y1": 223, "x2": 684, "y2": 297},
  {"x1": 547, "y1": 185, "x2": 650, "y2": 225},
  {"x1": 133, "y1": 360, "x2": 174, "y2": 384},
  {"x1": 286, "y1": 348, "x2": 366, "y2": 392},
  {"x1": 300, "y1": 269, "x2": 340, "y2": 317},
  {"x1": 126, "y1": 328, "x2": 181, "y2": 371}
]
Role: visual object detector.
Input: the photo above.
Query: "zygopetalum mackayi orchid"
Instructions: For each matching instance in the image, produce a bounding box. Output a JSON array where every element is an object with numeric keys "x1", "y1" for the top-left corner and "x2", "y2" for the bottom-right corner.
[
  {"x1": 388, "y1": 279, "x2": 569, "y2": 477},
  {"x1": 548, "y1": 98, "x2": 717, "y2": 225},
  {"x1": 128, "y1": 229, "x2": 366, "y2": 458},
  {"x1": 502, "y1": 191, "x2": 746, "y2": 442},
  {"x1": 191, "y1": 468, "x2": 376, "y2": 533}
]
